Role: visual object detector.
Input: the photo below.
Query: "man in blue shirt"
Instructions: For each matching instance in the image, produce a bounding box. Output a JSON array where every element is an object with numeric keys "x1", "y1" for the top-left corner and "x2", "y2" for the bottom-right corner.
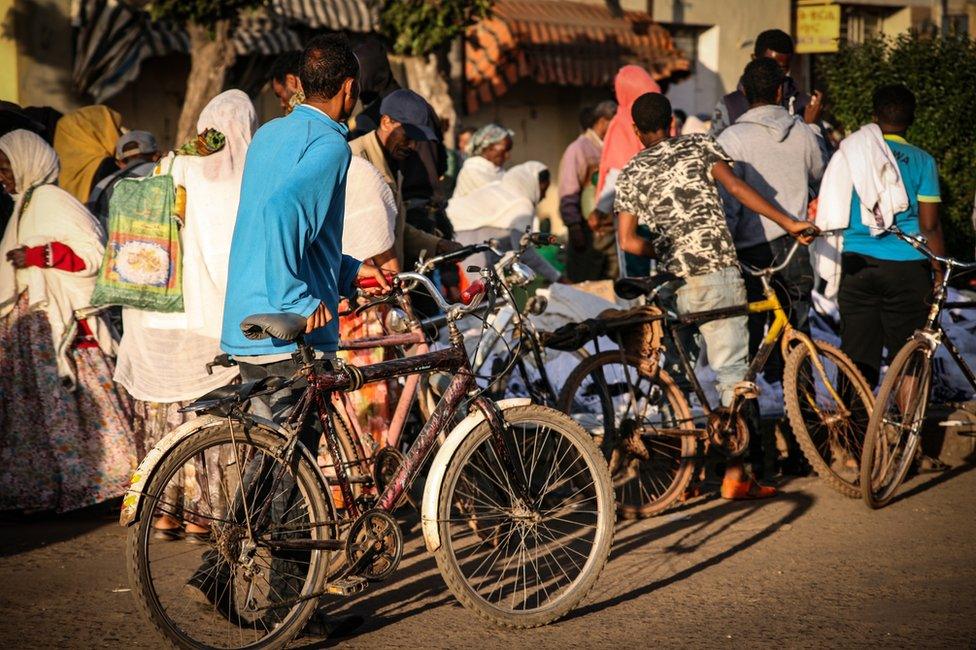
[
  {"x1": 192, "y1": 35, "x2": 385, "y2": 634},
  {"x1": 839, "y1": 84, "x2": 945, "y2": 386}
]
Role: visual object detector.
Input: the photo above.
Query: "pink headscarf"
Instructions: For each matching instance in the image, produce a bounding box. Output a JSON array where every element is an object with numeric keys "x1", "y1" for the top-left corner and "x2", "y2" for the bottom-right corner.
[{"x1": 597, "y1": 65, "x2": 661, "y2": 194}]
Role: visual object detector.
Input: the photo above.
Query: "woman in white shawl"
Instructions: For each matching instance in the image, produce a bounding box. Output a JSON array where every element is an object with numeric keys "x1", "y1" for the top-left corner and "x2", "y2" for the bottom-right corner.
[
  {"x1": 0, "y1": 129, "x2": 137, "y2": 513},
  {"x1": 449, "y1": 160, "x2": 561, "y2": 283},
  {"x1": 113, "y1": 90, "x2": 256, "y2": 540},
  {"x1": 452, "y1": 123, "x2": 513, "y2": 199}
]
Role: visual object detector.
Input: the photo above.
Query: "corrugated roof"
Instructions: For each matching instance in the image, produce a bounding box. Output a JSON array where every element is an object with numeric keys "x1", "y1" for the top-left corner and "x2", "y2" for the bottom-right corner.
[{"x1": 465, "y1": 0, "x2": 690, "y2": 112}]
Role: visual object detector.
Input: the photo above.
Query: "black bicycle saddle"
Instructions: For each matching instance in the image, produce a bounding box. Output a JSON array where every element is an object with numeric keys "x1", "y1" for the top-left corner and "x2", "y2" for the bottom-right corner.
[{"x1": 240, "y1": 313, "x2": 307, "y2": 342}]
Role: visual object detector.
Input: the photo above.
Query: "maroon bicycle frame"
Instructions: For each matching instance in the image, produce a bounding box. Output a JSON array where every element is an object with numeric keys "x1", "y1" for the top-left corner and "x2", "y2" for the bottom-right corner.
[{"x1": 284, "y1": 339, "x2": 522, "y2": 521}]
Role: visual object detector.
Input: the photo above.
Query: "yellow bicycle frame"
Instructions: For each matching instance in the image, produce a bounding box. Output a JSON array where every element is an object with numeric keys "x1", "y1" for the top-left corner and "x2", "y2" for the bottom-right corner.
[{"x1": 747, "y1": 286, "x2": 850, "y2": 416}]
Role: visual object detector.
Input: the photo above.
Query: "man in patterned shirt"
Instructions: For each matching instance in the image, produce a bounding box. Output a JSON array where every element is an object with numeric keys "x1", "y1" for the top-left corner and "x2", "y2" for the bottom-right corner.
[{"x1": 615, "y1": 92, "x2": 815, "y2": 499}]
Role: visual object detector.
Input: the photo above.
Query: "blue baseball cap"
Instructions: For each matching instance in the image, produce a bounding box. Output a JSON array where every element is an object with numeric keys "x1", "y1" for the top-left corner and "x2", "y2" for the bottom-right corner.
[{"x1": 379, "y1": 89, "x2": 439, "y2": 142}]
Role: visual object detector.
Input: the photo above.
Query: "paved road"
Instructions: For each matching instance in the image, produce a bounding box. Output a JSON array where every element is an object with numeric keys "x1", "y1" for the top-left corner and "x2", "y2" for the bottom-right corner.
[{"x1": 2, "y1": 469, "x2": 975, "y2": 648}]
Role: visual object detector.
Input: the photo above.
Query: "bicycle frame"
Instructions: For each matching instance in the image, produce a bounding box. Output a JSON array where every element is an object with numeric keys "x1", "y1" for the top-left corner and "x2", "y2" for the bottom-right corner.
[{"x1": 660, "y1": 273, "x2": 851, "y2": 427}]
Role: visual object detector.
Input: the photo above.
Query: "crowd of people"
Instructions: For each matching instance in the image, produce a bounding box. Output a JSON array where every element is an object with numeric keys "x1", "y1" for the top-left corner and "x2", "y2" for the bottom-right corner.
[{"x1": 0, "y1": 27, "x2": 949, "y2": 523}]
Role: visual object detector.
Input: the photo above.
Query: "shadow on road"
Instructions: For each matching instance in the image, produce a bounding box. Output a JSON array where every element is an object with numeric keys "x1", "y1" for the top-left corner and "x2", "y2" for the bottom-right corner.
[
  {"x1": 887, "y1": 462, "x2": 974, "y2": 507},
  {"x1": 296, "y1": 486, "x2": 815, "y2": 646},
  {"x1": 564, "y1": 488, "x2": 815, "y2": 621},
  {"x1": 0, "y1": 498, "x2": 121, "y2": 557}
]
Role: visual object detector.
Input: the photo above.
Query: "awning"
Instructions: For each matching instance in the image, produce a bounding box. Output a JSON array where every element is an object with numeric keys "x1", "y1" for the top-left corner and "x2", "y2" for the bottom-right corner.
[
  {"x1": 70, "y1": 0, "x2": 381, "y2": 103},
  {"x1": 465, "y1": 0, "x2": 690, "y2": 113}
]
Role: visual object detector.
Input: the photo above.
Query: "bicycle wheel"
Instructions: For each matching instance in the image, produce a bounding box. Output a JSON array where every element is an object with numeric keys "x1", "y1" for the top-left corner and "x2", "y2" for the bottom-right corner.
[
  {"x1": 433, "y1": 405, "x2": 614, "y2": 628},
  {"x1": 860, "y1": 338, "x2": 932, "y2": 509},
  {"x1": 783, "y1": 340, "x2": 874, "y2": 498},
  {"x1": 557, "y1": 351, "x2": 696, "y2": 518},
  {"x1": 127, "y1": 418, "x2": 335, "y2": 649}
]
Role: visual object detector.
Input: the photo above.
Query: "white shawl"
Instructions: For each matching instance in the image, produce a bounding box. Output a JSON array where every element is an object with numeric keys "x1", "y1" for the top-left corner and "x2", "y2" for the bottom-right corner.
[
  {"x1": 115, "y1": 91, "x2": 255, "y2": 402},
  {"x1": 0, "y1": 129, "x2": 112, "y2": 383},
  {"x1": 813, "y1": 123, "x2": 910, "y2": 299},
  {"x1": 453, "y1": 155, "x2": 504, "y2": 199},
  {"x1": 448, "y1": 161, "x2": 546, "y2": 233}
]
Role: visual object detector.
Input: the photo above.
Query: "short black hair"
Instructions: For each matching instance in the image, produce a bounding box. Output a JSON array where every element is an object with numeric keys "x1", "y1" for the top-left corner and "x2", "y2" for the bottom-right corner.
[
  {"x1": 538, "y1": 168, "x2": 551, "y2": 185},
  {"x1": 673, "y1": 109, "x2": 688, "y2": 123},
  {"x1": 632, "y1": 92, "x2": 672, "y2": 133},
  {"x1": 578, "y1": 105, "x2": 596, "y2": 130},
  {"x1": 299, "y1": 34, "x2": 359, "y2": 101},
  {"x1": 270, "y1": 51, "x2": 301, "y2": 84},
  {"x1": 873, "y1": 83, "x2": 916, "y2": 128},
  {"x1": 755, "y1": 29, "x2": 794, "y2": 56},
  {"x1": 742, "y1": 57, "x2": 786, "y2": 105}
]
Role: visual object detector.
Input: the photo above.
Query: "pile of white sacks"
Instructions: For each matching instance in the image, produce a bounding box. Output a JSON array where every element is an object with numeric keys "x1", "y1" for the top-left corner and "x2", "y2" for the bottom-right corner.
[{"x1": 457, "y1": 282, "x2": 976, "y2": 411}]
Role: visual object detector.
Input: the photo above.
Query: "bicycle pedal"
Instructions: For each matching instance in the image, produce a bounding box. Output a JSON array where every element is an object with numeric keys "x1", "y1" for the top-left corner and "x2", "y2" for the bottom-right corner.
[{"x1": 325, "y1": 575, "x2": 368, "y2": 596}]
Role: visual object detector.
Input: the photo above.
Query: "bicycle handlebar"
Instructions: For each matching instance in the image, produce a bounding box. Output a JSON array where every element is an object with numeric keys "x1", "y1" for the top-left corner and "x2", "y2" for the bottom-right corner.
[
  {"x1": 740, "y1": 226, "x2": 821, "y2": 277},
  {"x1": 395, "y1": 271, "x2": 488, "y2": 317},
  {"x1": 888, "y1": 226, "x2": 976, "y2": 269}
]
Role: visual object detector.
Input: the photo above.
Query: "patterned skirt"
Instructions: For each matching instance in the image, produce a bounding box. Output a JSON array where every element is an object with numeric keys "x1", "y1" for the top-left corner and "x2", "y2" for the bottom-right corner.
[
  {"x1": 131, "y1": 399, "x2": 230, "y2": 526},
  {"x1": 0, "y1": 292, "x2": 139, "y2": 513}
]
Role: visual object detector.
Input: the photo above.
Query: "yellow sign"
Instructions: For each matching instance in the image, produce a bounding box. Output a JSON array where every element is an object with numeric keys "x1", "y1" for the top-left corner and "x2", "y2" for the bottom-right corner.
[{"x1": 796, "y1": 4, "x2": 841, "y2": 54}]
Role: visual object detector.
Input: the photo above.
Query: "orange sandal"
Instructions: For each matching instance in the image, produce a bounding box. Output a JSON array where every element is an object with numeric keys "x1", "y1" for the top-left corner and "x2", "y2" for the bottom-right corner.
[{"x1": 720, "y1": 478, "x2": 777, "y2": 500}]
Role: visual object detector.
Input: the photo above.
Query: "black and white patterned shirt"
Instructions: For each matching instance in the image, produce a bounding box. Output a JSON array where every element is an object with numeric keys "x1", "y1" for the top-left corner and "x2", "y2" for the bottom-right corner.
[{"x1": 614, "y1": 134, "x2": 739, "y2": 278}]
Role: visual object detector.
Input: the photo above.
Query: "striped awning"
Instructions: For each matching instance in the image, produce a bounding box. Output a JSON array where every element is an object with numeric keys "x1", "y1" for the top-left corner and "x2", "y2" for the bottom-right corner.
[
  {"x1": 71, "y1": 0, "x2": 381, "y2": 102},
  {"x1": 465, "y1": 0, "x2": 690, "y2": 113}
]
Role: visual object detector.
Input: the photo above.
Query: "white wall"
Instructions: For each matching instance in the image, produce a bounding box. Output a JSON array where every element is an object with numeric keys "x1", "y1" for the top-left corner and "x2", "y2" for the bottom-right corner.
[{"x1": 666, "y1": 25, "x2": 722, "y2": 118}]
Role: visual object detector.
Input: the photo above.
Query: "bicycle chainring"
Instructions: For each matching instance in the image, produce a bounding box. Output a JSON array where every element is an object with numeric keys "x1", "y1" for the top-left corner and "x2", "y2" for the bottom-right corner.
[
  {"x1": 344, "y1": 509, "x2": 403, "y2": 581},
  {"x1": 371, "y1": 446, "x2": 410, "y2": 509},
  {"x1": 706, "y1": 408, "x2": 750, "y2": 458}
]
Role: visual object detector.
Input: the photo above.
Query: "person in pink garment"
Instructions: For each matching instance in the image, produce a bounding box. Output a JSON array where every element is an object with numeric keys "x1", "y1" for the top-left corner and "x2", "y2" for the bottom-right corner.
[{"x1": 594, "y1": 65, "x2": 663, "y2": 278}]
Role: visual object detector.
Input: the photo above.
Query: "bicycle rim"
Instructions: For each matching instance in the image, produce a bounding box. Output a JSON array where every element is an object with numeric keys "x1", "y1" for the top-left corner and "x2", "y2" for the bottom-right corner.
[
  {"x1": 863, "y1": 341, "x2": 931, "y2": 507},
  {"x1": 435, "y1": 406, "x2": 613, "y2": 626},
  {"x1": 784, "y1": 341, "x2": 873, "y2": 497},
  {"x1": 127, "y1": 424, "x2": 332, "y2": 649},
  {"x1": 559, "y1": 352, "x2": 695, "y2": 518}
]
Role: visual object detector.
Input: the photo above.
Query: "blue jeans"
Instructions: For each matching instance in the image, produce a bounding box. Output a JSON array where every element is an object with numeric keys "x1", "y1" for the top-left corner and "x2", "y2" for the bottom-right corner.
[{"x1": 674, "y1": 267, "x2": 749, "y2": 407}]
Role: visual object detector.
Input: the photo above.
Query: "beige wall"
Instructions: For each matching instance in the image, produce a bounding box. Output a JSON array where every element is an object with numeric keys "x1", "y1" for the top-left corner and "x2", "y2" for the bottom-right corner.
[{"x1": 652, "y1": 0, "x2": 792, "y2": 97}]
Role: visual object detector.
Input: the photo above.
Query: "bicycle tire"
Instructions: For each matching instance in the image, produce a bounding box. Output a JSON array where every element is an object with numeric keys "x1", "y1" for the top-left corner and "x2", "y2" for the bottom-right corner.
[
  {"x1": 126, "y1": 420, "x2": 334, "y2": 649},
  {"x1": 783, "y1": 340, "x2": 874, "y2": 498},
  {"x1": 860, "y1": 337, "x2": 931, "y2": 509},
  {"x1": 432, "y1": 405, "x2": 614, "y2": 628},
  {"x1": 557, "y1": 351, "x2": 696, "y2": 518}
]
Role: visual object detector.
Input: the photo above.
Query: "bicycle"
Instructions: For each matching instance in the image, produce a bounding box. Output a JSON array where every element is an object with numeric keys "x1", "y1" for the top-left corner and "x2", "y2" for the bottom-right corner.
[
  {"x1": 120, "y1": 270, "x2": 615, "y2": 648},
  {"x1": 860, "y1": 227, "x2": 976, "y2": 509},
  {"x1": 416, "y1": 232, "x2": 575, "y2": 408},
  {"x1": 558, "y1": 235, "x2": 874, "y2": 518}
]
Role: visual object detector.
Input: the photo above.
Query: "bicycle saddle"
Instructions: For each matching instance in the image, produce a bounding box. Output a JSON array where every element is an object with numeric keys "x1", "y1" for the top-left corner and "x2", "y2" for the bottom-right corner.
[
  {"x1": 241, "y1": 313, "x2": 307, "y2": 342},
  {"x1": 614, "y1": 273, "x2": 677, "y2": 300}
]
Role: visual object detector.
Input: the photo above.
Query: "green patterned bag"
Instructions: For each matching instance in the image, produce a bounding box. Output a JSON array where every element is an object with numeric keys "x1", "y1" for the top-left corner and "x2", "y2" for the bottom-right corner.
[{"x1": 90, "y1": 164, "x2": 183, "y2": 312}]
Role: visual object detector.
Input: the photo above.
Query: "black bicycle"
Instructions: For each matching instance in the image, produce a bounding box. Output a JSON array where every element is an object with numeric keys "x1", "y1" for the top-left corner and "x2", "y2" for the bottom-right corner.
[{"x1": 860, "y1": 226, "x2": 976, "y2": 508}]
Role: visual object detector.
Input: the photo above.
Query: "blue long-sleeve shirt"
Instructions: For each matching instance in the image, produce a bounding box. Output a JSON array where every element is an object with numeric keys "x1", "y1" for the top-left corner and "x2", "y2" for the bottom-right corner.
[{"x1": 221, "y1": 105, "x2": 360, "y2": 356}]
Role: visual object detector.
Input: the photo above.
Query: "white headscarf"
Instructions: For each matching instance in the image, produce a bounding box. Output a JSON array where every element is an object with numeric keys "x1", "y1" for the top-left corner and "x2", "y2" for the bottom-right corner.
[
  {"x1": 453, "y1": 155, "x2": 504, "y2": 199},
  {"x1": 448, "y1": 161, "x2": 547, "y2": 233},
  {"x1": 343, "y1": 156, "x2": 396, "y2": 261},
  {"x1": 0, "y1": 129, "x2": 111, "y2": 383}
]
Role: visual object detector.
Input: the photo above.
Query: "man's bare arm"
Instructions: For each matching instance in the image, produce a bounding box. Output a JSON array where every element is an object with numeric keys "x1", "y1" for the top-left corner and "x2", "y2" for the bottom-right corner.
[{"x1": 617, "y1": 211, "x2": 655, "y2": 258}]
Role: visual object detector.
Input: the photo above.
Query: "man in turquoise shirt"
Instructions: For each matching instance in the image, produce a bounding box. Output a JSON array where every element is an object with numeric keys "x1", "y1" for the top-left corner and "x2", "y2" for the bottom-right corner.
[
  {"x1": 839, "y1": 84, "x2": 945, "y2": 385},
  {"x1": 193, "y1": 36, "x2": 384, "y2": 633}
]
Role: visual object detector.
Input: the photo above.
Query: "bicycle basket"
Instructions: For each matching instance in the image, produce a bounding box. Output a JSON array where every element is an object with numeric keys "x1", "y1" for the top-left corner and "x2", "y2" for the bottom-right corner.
[{"x1": 598, "y1": 305, "x2": 665, "y2": 375}]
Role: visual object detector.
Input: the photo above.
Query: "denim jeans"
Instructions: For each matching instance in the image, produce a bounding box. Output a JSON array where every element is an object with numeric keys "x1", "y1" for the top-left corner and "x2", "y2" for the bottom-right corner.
[{"x1": 674, "y1": 267, "x2": 749, "y2": 407}]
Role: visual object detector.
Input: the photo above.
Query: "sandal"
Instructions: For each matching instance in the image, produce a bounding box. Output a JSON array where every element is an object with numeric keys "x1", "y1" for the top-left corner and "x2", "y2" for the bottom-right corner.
[{"x1": 152, "y1": 526, "x2": 183, "y2": 541}]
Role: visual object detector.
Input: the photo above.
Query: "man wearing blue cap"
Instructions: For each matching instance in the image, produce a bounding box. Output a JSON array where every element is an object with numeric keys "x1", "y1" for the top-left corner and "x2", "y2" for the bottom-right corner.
[{"x1": 349, "y1": 88, "x2": 462, "y2": 273}]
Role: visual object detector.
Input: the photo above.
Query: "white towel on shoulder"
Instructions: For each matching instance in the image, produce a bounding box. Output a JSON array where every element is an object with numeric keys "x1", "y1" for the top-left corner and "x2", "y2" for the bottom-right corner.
[{"x1": 812, "y1": 124, "x2": 909, "y2": 299}]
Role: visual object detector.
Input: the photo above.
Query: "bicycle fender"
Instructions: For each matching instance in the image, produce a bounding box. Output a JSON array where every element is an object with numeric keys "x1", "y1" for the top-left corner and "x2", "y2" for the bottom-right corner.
[
  {"x1": 421, "y1": 398, "x2": 531, "y2": 552},
  {"x1": 119, "y1": 414, "x2": 305, "y2": 527}
]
